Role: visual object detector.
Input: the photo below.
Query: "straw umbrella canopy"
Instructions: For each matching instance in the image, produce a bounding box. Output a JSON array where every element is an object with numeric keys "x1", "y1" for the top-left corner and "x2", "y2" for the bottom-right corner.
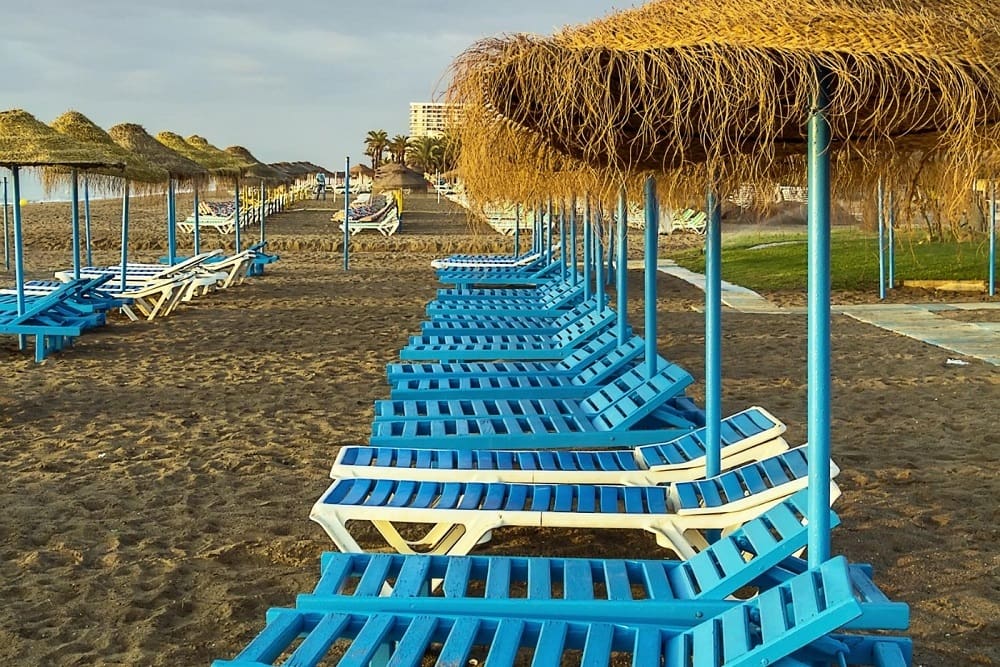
[
  {"x1": 449, "y1": 0, "x2": 1000, "y2": 212},
  {"x1": 43, "y1": 111, "x2": 168, "y2": 193},
  {"x1": 350, "y1": 163, "x2": 375, "y2": 178},
  {"x1": 155, "y1": 132, "x2": 245, "y2": 183},
  {"x1": 0, "y1": 109, "x2": 125, "y2": 170},
  {"x1": 225, "y1": 145, "x2": 290, "y2": 184},
  {"x1": 374, "y1": 162, "x2": 429, "y2": 190},
  {"x1": 107, "y1": 124, "x2": 208, "y2": 184}
]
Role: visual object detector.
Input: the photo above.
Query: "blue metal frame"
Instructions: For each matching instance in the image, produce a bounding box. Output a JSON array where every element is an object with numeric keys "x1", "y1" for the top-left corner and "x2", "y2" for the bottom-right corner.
[
  {"x1": 705, "y1": 186, "x2": 723, "y2": 477},
  {"x1": 167, "y1": 179, "x2": 177, "y2": 265},
  {"x1": 83, "y1": 176, "x2": 93, "y2": 266},
  {"x1": 643, "y1": 177, "x2": 658, "y2": 378},
  {"x1": 807, "y1": 79, "x2": 833, "y2": 566},
  {"x1": 120, "y1": 181, "x2": 130, "y2": 291},
  {"x1": 70, "y1": 169, "x2": 81, "y2": 279},
  {"x1": 616, "y1": 187, "x2": 628, "y2": 345},
  {"x1": 344, "y1": 158, "x2": 351, "y2": 270}
]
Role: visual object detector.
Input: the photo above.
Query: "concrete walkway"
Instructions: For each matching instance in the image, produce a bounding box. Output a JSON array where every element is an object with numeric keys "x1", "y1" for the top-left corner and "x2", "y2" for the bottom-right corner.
[{"x1": 650, "y1": 259, "x2": 1000, "y2": 366}]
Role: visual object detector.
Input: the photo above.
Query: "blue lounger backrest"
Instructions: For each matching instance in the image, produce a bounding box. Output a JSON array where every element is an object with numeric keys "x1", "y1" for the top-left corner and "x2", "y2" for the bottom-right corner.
[
  {"x1": 583, "y1": 364, "x2": 694, "y2": 431},
  {"x1": 549, "y1": 300, "x2": 598, "y2": 328},
  {"x1": 636, "y1": 406, "x2": 784, "y2": 468},
  {"x1": 552, "y1": 311, "x2": 613, "y2": 347},
  {"x1": 551, "y1": 331, "x2": 620, "y2": 372},
  {"x1": 570, "y1": 336, "x2": 645, "y2": 386}
]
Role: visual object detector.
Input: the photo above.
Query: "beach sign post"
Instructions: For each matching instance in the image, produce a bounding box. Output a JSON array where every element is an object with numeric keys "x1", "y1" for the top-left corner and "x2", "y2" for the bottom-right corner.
[
  {"x1": 2, "y1": 175, "x2": 9, "y2": 272},
  {"x1": 705, "y1": 185, "x2": 723, "y2": 477},
  {"x1": 615, "y1": 187, "x2": 628, "y2": 345},
  {"x1": 343, "y1": 157, "x2": 351, "y2": 271}
]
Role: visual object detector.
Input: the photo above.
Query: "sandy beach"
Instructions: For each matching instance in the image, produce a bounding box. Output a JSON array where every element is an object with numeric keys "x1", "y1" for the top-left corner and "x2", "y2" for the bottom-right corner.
[{"x1": 0, "y1": 193, "x2": 997, "y2": 666}]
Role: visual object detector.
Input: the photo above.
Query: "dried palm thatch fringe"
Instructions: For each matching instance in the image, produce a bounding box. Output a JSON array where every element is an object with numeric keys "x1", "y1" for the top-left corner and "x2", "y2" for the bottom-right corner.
[
  {"x1": 225, "y1": 145, "x2": 290, "y2": 184},
  {"x1": 0, "y1": 109, "x2": 125, "y2": 171},
  {"x1": 42, "y1": 110, "x2": 169, "y2": 195},
  {"x1": 155, "y1": 132, "x2": 244, "y2": 184},
  {"x1": 448, "y1": 0, "x2": 1000, "y2": 223},
  {"x1": 107, "y1": 124, "x2": 208, "y2": 185}
]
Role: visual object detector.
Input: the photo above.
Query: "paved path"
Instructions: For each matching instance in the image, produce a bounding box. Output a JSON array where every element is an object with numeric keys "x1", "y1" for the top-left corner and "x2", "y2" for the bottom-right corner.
[{"x1": 650, "y1": 259, "x2": 1000, "y2": 366}]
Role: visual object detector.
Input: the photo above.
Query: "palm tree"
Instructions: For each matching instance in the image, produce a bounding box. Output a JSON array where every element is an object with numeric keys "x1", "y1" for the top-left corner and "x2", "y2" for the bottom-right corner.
[
  {"x1": 364, "y1": 129, "x2": 389, "y2": 171},
  {"x1": 407, "y1": 135, "x2": 443, "y2": 174},
  {"x1": 387, "y1": 135, "x2": 410, "y2": 164}
]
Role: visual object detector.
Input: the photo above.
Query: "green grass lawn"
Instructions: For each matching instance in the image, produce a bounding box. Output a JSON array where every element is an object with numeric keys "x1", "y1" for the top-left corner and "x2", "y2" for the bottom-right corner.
[{"x1": 670, "y1": 229, "x2": 995, "y2": 291}]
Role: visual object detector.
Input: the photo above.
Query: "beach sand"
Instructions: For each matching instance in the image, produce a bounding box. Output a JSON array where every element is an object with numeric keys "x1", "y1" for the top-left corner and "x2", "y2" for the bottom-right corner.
[{"x1": 0, "y1": 193, "x2": 997, "y2": 665}]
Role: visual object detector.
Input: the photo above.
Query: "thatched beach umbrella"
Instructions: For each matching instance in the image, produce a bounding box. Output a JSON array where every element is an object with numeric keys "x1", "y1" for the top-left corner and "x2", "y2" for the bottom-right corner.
[
  {"x1": 108, "y1": 123, "x2": 208, "y2": 287},
  {"x1": 156, "y1": 132, "x2": 249, "y2": 258},
  {"x1": 0, "y1": 109, "x2": 124, "y2": 315},
  {"x1": 450, "y1": 0, "x2": 1000, "y2": 568},
  {"x1": 374, "y1": 163, "x2": 428, "y2": 191},
  {"x1": 225, "y1": 145, "x2": 289, "y2": 244},
  {"x1": 45, "y1": 111, "x2": 169, "y2": 276}
]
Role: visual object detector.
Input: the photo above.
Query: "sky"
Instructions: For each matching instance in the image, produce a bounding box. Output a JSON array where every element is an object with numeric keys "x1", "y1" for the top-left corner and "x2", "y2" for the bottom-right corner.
[{"x1": 2, "y1": 0, "x2": 639, "y2": 199}]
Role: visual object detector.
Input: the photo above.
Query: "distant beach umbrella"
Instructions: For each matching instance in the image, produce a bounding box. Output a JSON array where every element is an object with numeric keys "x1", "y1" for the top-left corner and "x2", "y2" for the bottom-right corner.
[
  {"x1": 224, "y1": 146, "x2": 290, "y2": 185},
  {"x1": 0, "y1": 108, "x2": 123, "y2": 316},
  {"x1": 373, "y1": 163, "x2": 428, "y2": 190}
]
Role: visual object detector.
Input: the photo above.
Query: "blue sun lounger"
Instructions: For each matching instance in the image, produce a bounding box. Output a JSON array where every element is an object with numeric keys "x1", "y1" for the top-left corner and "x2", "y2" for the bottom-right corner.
[
  {"x1": 437, "y1": 261, "x2": 568, "y2": 288},
  {"x1": 390, "y1": 336, "x2": 647, "y2": 400},
  {"x1": 427, "y1": 282, "x2": 593, "y2": 317},
  {"x1": 400, "y1": 311, "x2": 620, "y2": 362},
  {"x1": 0, "y1": 280, "x2": 99, "y2": 361},
  {"x1": 433, "y1": 277, "x2": 580, "y2": 301},
  {"x1": 335, "y1": 406, "x2": 786, "y2": 484},
  {"x1": 371, "y1": 364, "x2": 698, "y2": 449},
  {"x1": 386, "y1": 329, "x2": 625, "y2": 382},
  {"x1": 421, "y1": 300, "x2": 606, "y2": 337},
  {"x1": 213, "y1": 556, "x2": 866, "y2": 667}
]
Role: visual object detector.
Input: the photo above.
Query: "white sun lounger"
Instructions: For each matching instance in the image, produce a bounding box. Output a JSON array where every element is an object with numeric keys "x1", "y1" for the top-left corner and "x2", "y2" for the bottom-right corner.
[{"x1": 310, "y1": 445, "x2": 840, "y2": 560}]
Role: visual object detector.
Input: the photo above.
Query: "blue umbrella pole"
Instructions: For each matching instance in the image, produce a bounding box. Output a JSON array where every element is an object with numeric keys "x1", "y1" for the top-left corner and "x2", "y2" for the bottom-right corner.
[
  {"x1": 583, "y1": 197, "x2": 592, "y2": 301},
  {"x1": 545, "y1": 198, "x2": 553, "y2": 263},
  {"x1": 888, "y1": 190, "x2": 896, "y2": 288},
  {"x1": 343, "y1": 158, "x2": 351, "y2": 271},
  {"x1": 643, "y1": 177, "x2": 659, "y2": 378},
  {"x1": 83, "y1": 176, "x2": 93, "y2": 266},
  {"x1": 615, "y1": 187, "x2": 628, "y2": 345},
  {"x1": 11, "y1": 167, "x2": 26, "y2": 316},
  {"x1": 595, "y1": 209, "x2": 605, "y2": 311},
  {"x1": 559, "y1": 202, "x2": 567, "y2": 281},
  {"x1": 513, "y1": 203, "x2": 520, "y2": 257},
  {"x1": 193, "y1": 185, "x2": 201, "y2": 255},
  {"x1": 260, "y1": 180, "x2": 266, "y2": 243},
  {"x1": 806, "y1": 79, "x2": 833, "y2": 567},
  {"x1": 990, "y1": 179, "x2": 996, "y2": 297},
  {"x1": 120, "y1": 182, "x2": 130, "y2": 292},
  {"x1": 2, "y1": 175, "x2": 8, "y2": 271},
  {"x1": 167, "y1": 179, "x2": 177, "y2": 265},
  {"x1": 570, "y1": 196, "x2": 578, "y2": 285},
  {"x1": 234, "y1": 180, "x2": 242, "y2": 253},
  {"x1": 71, "y1": 169, "x2": 81, "y2": 279},
  {"x1": 705, "y1": 186, "x2": 723, "y2": 477}
]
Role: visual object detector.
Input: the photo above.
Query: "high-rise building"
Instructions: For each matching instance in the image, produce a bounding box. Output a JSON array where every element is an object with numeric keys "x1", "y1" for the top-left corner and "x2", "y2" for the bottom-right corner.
[{"x1": 409, "y1": 102, "x2": 462, "y2": 138}]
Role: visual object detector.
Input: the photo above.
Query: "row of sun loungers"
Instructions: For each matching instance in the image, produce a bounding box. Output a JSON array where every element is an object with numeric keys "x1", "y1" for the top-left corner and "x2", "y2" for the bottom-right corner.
[
  {"x1": 1, "y1": 241, "x2": 279, "y2": 361},
  {"x1": 216, "y1": 246, "x2": 912, "y2": 665},
  {"x1": 177, "y1": 194, "x2": 291, "y2": 235}
]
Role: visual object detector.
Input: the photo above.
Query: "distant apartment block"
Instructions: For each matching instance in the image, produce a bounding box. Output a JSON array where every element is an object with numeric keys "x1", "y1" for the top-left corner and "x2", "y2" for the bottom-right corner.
[{"x1": 409, "y1": 102, "x2": 462, "y2": 138}]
